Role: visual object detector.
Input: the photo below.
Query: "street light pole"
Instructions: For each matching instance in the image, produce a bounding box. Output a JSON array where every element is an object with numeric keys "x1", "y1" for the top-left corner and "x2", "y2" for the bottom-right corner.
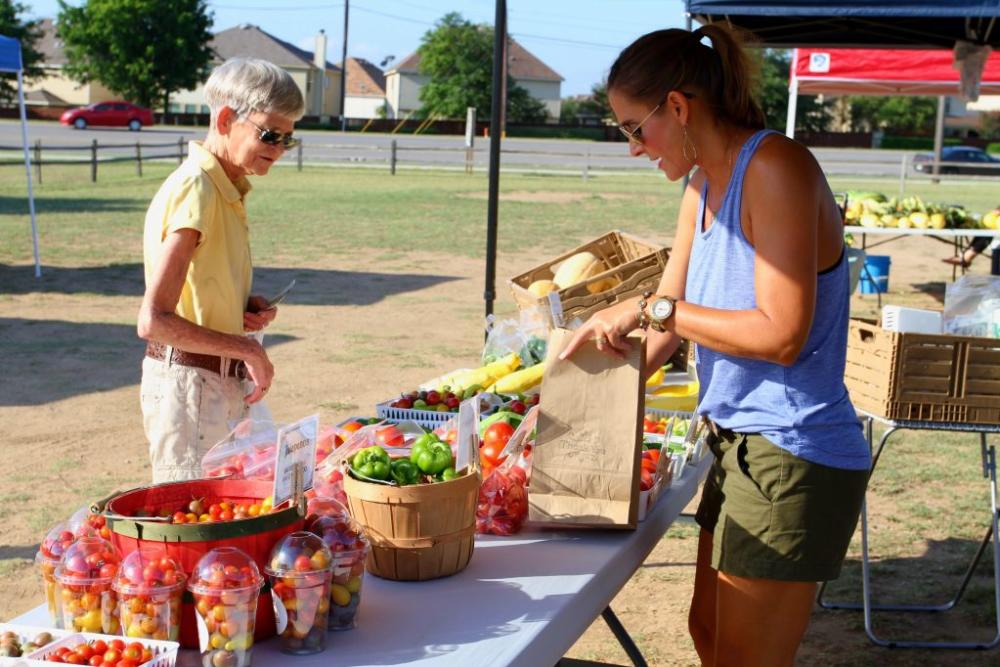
[{"x1": 340, "y1": 0, "x2": 349, "y2": 132}]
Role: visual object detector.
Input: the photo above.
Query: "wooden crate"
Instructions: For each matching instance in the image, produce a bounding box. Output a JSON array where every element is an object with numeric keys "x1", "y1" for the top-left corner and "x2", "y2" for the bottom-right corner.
[
  {"x1": 508, "y1": 230, "x2": 669, "y2": 328},
  {"x1": 844, "y1": 318, "x2": 1000, "y2": 424}
]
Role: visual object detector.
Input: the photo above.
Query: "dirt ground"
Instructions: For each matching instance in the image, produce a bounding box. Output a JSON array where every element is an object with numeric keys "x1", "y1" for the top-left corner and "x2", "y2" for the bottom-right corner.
[{"x1": 0, "y1": 232, "x2": 994, "y2": 666}]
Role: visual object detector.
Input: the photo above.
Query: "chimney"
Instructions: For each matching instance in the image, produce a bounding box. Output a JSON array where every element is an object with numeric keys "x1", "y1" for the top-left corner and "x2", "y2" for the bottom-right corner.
[{"x1": 314, "y1": 30, "x2": 327, "y2": 70}]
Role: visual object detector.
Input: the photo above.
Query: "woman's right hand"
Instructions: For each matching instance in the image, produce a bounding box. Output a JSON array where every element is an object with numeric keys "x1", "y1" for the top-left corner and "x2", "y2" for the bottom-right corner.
[
  {"x1": 243, "y1": 340, "x2": 274, "y2": 404},
  {"x1": 559, "y1": 300, "x2": 640, "y2": 361}
]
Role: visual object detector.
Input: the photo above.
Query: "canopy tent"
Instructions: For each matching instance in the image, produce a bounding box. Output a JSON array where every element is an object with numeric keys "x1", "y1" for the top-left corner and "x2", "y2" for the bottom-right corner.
[
  {"x1": 0, "y1": 34, "x2": 40, "y2": 278},
  {"x1": 786, "y1": 47, "x2": 1000, "y2": 137},
  {"x1": 685, "y1": 1, "x2": 1000, "y2": 49}
]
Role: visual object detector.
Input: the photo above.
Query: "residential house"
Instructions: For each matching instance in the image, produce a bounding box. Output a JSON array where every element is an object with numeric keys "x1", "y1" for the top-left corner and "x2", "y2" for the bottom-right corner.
[
  {"x1": 384, "y1": 38, "x2": 562, "y2": 121},
  {"x1": 344, "y1": 57, "x2": 386, "y2": 119},
  {"x1": 170, "y1": 25, "x2": 342, "y2": 119},
  {"x1": 25, "y1": 19, "x2": 115, "y2": 106}
]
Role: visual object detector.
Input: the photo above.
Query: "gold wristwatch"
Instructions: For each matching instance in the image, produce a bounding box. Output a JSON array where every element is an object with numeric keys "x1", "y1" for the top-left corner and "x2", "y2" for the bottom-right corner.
[{"x1": 638, "y1": 291, "x2": 677, "y2": 333}]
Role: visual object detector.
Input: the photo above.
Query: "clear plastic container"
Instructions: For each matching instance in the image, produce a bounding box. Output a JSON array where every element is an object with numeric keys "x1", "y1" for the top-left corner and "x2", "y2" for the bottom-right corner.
[
  {"x1": 264, "y1": 532, "x2": 333, "y2": 655},
  {"x1": 305, "y1": 496, "x2": 349, "y2": 525},
  {"x1": 35, "y1": 521, "x2": 75, "y2": 628},
  {"x1": 308, "y1": 515, "x2": 369, "y2": 630},
  {"x1": 53, "y1": 535, "x2": 120, "y2": 634},
  {"x1": 113, "y1": 550, "x2": 186, "y2": 641},
  {"x1": 67, "y1": 506, "x2": 111, "y2": 540},
  {"x1": 189, "y1": 547, "x2": 263, "y2": 667}
]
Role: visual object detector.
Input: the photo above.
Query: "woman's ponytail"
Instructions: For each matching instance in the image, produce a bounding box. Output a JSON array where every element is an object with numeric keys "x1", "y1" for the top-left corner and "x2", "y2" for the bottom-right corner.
[{"x1": 608, "y1": 23, "x2": 766, "y2": 130}]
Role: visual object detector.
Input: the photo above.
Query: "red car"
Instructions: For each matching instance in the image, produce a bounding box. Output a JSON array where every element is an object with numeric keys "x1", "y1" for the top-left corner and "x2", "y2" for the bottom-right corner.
[{"x1": 60, "y1": 101, "x2": 154, "y2": 131}]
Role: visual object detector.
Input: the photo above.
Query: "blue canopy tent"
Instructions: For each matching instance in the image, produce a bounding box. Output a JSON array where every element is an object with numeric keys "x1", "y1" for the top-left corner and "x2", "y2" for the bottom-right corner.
[{"x1": 0, "y1": 34, "x2": 40, "y2": 278}]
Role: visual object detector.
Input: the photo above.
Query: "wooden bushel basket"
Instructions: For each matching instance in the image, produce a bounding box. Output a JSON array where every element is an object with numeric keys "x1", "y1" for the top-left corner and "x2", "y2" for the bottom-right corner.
[{"x1": 344, "y1": 469, "x2": 480, "y2": 581}]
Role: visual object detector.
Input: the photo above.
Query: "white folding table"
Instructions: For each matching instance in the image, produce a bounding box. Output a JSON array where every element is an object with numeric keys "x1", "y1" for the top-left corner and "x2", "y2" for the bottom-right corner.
[{"x1": 10, "y1": 455, "x2": 712, "y2": 667}]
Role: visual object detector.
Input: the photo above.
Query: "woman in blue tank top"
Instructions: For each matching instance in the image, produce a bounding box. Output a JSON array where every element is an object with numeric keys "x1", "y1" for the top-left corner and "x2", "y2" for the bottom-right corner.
[{"x1": 559, "y1": 25, "x2": 870, "y2": 666}]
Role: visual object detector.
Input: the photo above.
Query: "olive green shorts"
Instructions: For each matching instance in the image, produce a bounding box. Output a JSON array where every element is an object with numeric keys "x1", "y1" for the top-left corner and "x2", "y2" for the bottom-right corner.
[{"x1": 694, "y1": 429, "x2": 868, "y2": 582}]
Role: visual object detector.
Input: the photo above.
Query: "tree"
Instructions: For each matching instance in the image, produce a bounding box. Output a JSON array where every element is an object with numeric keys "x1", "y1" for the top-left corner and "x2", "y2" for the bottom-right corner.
[
  {"x1": 0, "y1": 1, "x2": 43, "y2": 105},
  {"x1": 57, "y1": 0, "x2": 213, "y2": 111},
  {"x1": 417, "y1": 12, "x2": 547, "y2": 123},
  {"x1": 561, "y1": 79, "x2": 612, "y2": 124},
  {"x1": 845, "y1": 95, "x2": 937, "y2": 134},
  {"x1": 755, "y1": 48, "x2": 828, "y2": 133}
]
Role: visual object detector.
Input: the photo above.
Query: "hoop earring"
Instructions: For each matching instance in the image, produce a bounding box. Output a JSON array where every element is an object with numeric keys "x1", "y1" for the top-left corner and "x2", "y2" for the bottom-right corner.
[{"x1": 682, "y1": 125, "x2": 699, "y2": 163}]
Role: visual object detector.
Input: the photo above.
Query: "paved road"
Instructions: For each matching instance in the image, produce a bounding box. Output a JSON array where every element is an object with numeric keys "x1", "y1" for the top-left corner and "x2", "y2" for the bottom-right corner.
[{"x1": 0, "y1": 119, "x2": 919, "y2": 177}]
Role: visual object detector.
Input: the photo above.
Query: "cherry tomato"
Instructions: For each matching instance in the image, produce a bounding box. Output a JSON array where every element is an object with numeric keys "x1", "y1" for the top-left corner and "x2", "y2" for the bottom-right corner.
[
  {"x1": 376, "y1": 425, "x2": 405, "y2": 448},
  {"x1": 103, "y1": 649, "x2": 121, "y2": 664},
  {"x1": 480, "y1": 441, "x2": 507, "y2": 468}
]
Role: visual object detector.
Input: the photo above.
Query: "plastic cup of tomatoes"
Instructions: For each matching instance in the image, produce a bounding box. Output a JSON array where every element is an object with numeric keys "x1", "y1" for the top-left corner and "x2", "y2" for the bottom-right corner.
[
  {"x1": 45, "y1": 638, "x2": 152, "y2": 666},
  {"x1": 35, "y1": 521, "x2": 75, "y2": 629},
  {"x1": 264, "y1": 531, "x2": 333, "y2": 655},
  {"x1": 307, "y1": 514, "x2": 369, "y2": 631},
  {"x1": 53, "y1": 535, "x2": 120, "y2": 635},
  {"x1": 476, "y1": 458, "x2": 530, "y2": 536},
  {"x1": 113, "y1": 550, "x2": 185, "y2": 642},
  {"x1": 68, "y1": 505, "x2": 112, "y2": 540},
  {"x1": 189, "y1": 547, "x2": 263, "y2": 667}
]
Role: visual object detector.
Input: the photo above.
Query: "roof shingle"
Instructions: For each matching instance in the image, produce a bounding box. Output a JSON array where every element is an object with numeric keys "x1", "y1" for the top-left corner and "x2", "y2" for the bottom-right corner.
[
  {"x1": 392, "y1": 37, "x2": 562, "y2": 82},
  {"x1": 345, "y1": 57, "x2": 385, "y2": 96}
]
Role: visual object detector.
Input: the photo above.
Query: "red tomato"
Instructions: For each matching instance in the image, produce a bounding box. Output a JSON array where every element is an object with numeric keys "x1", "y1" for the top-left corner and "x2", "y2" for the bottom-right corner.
[
  {"x1": 376, "y1": 425, "x2": 404, "y2": 448},
  {"x1": 109, "y1": 640, "x2": 125, "y2": 652},
  {"x1": 74, "y1": 644, "x2": 95, "y2": 661},
  {"x1": 482, "y1": 422, "x2": 515, "y2": 465},
  {"x1": 646, "y1": 449, "x2": 660, "y2": 464},
  {"x1": 90, "y1": 640, "x2": 107, "y2": 655},
  {"x1": 88, "y1": 656, "x2": 103, "y2": 666},
  {"x1": 641, "y1": 459, "x2": 657, "y2": 475},
  {"x1": 480, "y1": 441, "x2": 507, "y2": 468},
  {"x1": 640, "y1": 469, "x2": 654, "y2": 491},
  {"x1": 103, "y1": 649, "x2": 121, "y2": 664},
  {"x1": 122, "y1": 644, "x2": 143, "y2": 661}
]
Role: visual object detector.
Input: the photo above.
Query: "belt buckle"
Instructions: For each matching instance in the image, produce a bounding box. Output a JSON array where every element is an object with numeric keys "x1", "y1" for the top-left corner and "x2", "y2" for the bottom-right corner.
[{"x1": 234, "y1": 361, "x2": 248, "y2": 380}]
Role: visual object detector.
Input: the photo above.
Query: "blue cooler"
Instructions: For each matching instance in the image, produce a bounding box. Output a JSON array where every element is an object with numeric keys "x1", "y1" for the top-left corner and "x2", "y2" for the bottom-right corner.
[{"x1": 859, "y1": 255, "x2": 891, "y2": 294}]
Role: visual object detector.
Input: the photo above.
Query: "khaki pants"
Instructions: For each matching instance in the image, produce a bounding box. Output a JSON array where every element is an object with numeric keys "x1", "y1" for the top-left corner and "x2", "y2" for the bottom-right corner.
[{"x1": 140, "y1": 356, "x2": 247, "y2": 483}]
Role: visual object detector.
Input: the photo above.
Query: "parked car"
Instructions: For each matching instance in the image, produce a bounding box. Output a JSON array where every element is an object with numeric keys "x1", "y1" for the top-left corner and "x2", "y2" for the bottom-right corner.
[
  {"x1": 912, "y1": 145, "x2": 1000, "y2": 176},
  {"x1": 60, "y1": 101, "x2": 154, "y2": 131}
]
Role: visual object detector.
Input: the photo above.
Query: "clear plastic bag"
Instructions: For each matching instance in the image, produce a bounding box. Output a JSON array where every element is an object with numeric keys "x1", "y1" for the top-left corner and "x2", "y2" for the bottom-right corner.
[
  {"x1": 476, "y1": 407, "x2": 537, "y2": 536},
  {"x1": 201, "y1": 418, "x2": 280, "y2": 479},
  {"x1": 944, "y1": 275, "x2": 1000, "y2": 338}
]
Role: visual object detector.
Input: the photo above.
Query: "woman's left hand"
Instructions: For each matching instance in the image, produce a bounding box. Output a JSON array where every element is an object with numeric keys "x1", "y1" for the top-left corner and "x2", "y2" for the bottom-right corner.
[
  {"x1": 244, "y1": 295, "x2": 277, "y2": 331},
  {"x1": 559, "y1": 302, "x2": 639, "y2": 361}
]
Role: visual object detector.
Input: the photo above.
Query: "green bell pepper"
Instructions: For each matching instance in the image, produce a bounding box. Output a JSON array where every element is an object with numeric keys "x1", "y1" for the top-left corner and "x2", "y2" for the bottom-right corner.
[
  {"x1": 390, "y1": 458, "x2": 422, "y2": 486},
  {"x1": 410, "y1": 438, "x2": 453, "y2": 475},
  {"x1": 352, "y1": 445, "x2": 391, "y2": 481},
  {"x1": 436, "y1": 467, "x2": 458, "y2": 482}
]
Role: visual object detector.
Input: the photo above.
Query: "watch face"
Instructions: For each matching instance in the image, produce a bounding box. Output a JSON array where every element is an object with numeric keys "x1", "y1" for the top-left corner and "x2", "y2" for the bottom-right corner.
[{"x1": 651, "y1": 298, "x2": 673, "y2": 320}]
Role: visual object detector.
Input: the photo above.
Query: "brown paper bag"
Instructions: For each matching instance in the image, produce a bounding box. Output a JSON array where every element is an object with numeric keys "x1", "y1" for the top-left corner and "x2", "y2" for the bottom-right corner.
[{"x1": 528, "y1": 328, "x2": 645, "y2": 529}]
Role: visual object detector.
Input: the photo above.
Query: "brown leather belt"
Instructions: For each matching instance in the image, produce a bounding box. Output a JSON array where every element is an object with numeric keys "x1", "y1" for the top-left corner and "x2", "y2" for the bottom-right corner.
[{"x1": 145, "y1": 341, "x2": 247, "y2": 379}]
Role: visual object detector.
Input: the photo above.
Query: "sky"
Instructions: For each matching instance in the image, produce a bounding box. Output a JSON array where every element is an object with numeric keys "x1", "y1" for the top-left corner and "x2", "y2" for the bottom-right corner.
[{"x1": 24, "y1": 0, "x2": 689, "y2": 96}]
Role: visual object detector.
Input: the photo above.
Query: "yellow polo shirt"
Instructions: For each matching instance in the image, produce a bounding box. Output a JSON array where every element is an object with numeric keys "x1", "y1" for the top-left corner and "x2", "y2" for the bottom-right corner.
[{"x1": 143, "y1": 141, "x2": 253, "y2": 335}]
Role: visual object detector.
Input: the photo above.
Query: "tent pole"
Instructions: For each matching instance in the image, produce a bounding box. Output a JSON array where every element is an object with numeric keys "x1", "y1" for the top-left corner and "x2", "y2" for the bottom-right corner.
[
  {"x1": 484, "y1": 0, "x2": 507, "y2": 323},
  {"x1": 785, "y1": 48, "x2": 799, "y2": 138},
  {"x1": 681, "y1": 14, "x2": 693, "y2": 194},
  {"x1": 17, "y1": 69, "x2": 41, "y2": 278},
  {"x1": 931, "y1": 95, "x2": 945, "y2": 182}
]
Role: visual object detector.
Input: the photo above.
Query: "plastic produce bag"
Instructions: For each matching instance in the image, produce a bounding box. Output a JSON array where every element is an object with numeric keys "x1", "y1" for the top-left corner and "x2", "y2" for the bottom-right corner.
[
  {"x1": 944, "y1": 275, "x2": 1000, "y2": 337},
  {"x1": 482, "y1": 314, "x2": 549, "y2": 367},
  {"x1": 201, "y1": 419, "x2": 280, "y2": 479},
  {"x1": 476, "y1": 407, "x2": 537, "y2": 536}
]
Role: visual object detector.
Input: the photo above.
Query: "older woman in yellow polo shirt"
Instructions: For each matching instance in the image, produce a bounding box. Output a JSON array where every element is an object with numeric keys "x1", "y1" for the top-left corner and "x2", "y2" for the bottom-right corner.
[{"x1": 137, "y1": 58, "x2": 304, "y2": 482}]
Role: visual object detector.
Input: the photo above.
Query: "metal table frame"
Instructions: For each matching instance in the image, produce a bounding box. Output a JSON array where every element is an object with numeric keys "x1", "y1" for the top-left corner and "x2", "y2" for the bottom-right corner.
[{"x1": 817, "y1": 412, "x2": 1000, "y2": 649}]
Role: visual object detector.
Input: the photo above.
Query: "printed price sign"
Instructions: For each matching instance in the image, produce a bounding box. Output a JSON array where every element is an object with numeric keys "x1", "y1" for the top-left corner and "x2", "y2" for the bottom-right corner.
[{"x1": 272, "y1": 414, "x2": 319, "y2": 507}]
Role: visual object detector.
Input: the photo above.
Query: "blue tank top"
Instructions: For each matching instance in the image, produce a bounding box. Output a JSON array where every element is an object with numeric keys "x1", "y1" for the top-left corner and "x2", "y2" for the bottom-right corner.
[{"x1": 684, "y1": 129, "x2": 870, "y2": 471}]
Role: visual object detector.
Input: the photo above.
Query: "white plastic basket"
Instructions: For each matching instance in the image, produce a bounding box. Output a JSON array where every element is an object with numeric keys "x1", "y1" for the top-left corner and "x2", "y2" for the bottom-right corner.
[
  {"x1": 0, "y1": 624, "x2": 70, "y2": 663},
  {"x1": 881, "y1": 305, "x2": 942, "y2": 334},
  {"x1": 375, "y1": 400, "x2": 455, "y2": 428},
  {"x1": 27, "y1": 633, "x2": 178, "y2": 667}
]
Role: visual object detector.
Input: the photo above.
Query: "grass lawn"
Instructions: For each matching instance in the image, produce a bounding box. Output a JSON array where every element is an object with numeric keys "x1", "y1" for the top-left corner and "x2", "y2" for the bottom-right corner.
[{"x1": 2, "y1": 160, "x2": 1000, "y2": 665}]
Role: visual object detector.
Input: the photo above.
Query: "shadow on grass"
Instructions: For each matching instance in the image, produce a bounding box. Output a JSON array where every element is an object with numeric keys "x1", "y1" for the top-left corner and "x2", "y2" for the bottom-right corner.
[
  {"x1": 0, "y1": 318, "x2": 296, "y2": 406},
  {"x1": 0, "y1": 263, "x2": 461, "y2": 304},
  {"x1": 803, "y1": 536, "x2": 1000, "y2": 664},
  {"x1": 0, "y1": 545, "x2": 39, "y2": 561},
  {"x1": 0, "y1": 195, "x2": 144, "y2": 215},
  {"x1": 912, "y1": 281, "x2": 947, "y2": 304}
]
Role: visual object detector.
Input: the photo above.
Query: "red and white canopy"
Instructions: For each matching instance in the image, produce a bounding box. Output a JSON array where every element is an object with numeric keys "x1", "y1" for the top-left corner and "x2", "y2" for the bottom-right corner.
[{"x1": 792, "y1": 47, "x2": 1000, "y2": 96}]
